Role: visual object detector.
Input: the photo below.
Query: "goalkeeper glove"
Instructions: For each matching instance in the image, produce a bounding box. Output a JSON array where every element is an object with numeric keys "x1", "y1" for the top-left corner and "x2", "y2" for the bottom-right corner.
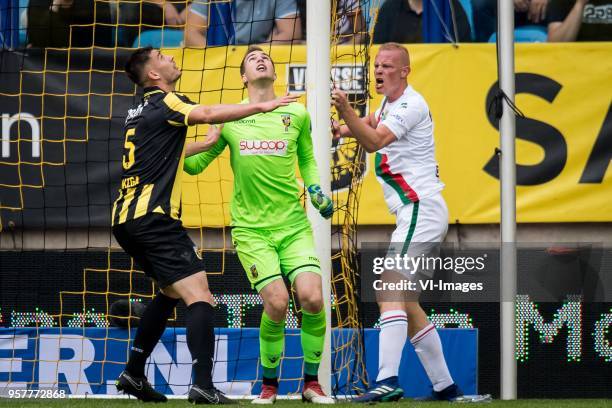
[{"x1": 308, "y1": 184, "x2": 333, "y2": 219}]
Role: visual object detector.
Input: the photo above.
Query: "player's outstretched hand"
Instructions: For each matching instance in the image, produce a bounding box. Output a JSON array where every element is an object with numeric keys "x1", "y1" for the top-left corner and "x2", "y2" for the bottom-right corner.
[
  {"x1": 260, "y1": 93, "x2": 299, "y2": 112},
  {"x1": 308, "y1": 184, "x2": 333, "y2": 219}
]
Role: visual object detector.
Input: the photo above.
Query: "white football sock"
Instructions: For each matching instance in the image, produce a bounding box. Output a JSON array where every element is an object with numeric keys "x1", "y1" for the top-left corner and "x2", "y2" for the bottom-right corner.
[
  {"x1": 411, "y1": 323, "x2": 454, "y2": 392},
  {"x1": 376, "y1": 310, "x2": 408, "y2": 382}
]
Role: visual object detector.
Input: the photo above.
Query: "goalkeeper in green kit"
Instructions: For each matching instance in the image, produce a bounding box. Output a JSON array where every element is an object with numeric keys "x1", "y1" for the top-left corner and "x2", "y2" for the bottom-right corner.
[{"x1": 184, "y1": 46, "x2": 334, "y2": 405}]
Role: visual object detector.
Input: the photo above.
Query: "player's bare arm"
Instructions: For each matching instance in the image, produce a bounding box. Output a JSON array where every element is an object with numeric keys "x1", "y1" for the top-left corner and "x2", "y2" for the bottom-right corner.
[
  {"x1": 331, "y1": 114, "x2": 373, "y2": 140},
  {"x1": 185, "y1": 124, "x2": 223, "y2": 157},
  {"x1": 187, "y1": 93, "x2": 298, "y2": 125},
  {"x1": 331, "y1": 88, "x2": 396, "y2": 152}
]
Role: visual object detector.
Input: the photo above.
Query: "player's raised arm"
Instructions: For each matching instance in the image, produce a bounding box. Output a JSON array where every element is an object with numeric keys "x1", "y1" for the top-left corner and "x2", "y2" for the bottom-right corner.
[
  {"x1": 187, "y1": 93, "x2": 298, "y2": 125},
  {"x1": 331, "y1": 115, "x2": 373, "y2": 140},
  {"x1": 331, "y1": 88, "x2": 396, "y2": 152}
]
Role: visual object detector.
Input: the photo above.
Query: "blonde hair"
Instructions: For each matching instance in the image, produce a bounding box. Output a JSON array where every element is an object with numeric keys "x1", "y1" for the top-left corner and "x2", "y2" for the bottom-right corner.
[{"x1": 378, "y1": 42, "x2": 410, "y2": 67}]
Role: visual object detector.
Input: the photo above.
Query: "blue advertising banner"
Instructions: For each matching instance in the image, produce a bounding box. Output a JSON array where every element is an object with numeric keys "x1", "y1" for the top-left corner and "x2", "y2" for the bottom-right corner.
[{"x1": 0, "y1": 327, "x2": 477, "y2": 397}]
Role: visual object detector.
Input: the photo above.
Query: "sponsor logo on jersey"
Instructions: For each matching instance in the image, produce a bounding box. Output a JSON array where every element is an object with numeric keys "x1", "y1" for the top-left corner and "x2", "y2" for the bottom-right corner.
[
  {"x1": 239, "y1": 139, "x2": 288, "y2": 156},
  {"x1": 125, "y1": 101, "x2": 147, "y2": 124},
  {"x1": 250, "y1": 264, "x2": 258, "y2": 278},
  {"x1": 281, "y1": 114, "x2": 291, "y2": 132},
  {"x1": 237, "y1": 118, "x2": 256, "y2": 125}
]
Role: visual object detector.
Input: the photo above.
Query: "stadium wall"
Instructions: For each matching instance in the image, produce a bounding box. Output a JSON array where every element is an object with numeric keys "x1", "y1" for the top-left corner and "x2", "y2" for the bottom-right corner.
[{"x1": 0, "y1": 250, "x2": 611, "y2": 398}]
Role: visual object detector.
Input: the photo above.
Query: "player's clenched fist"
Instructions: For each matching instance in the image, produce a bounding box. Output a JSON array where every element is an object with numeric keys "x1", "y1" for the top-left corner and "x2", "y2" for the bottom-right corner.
[{"x1": 331, "y1": 88, "x2": 350, "y2": 115}]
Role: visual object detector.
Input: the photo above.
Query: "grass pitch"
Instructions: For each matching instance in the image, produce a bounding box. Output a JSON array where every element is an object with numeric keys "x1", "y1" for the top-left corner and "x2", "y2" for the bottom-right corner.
[{"x1": 1, "y1": 399, "x2": 610, "y2": 408}]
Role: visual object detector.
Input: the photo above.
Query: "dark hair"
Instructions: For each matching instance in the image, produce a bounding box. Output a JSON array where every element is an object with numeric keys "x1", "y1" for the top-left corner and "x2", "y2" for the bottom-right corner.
[
  {"x1": 125, "y1": 46, "x2": 154, "y2": 87},
  {"x1": 240, "y1": 45, "x2": 266, "y2": 76}
]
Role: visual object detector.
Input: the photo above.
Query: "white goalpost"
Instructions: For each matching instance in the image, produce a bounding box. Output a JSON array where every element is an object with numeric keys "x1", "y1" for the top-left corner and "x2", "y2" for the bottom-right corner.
[
  {"x1": 498, "y1": 0, "x2": 517, "y2": 400},
  {"x1": 306, "y1": 0, "x2": 332, "y2": 394}
]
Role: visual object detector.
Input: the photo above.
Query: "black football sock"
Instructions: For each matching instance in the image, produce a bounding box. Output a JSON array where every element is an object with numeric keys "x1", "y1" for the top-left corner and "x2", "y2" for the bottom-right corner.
[
  {"x1": 125, "y1": 292, "x2": 178, "y2": 378},
  {"x1": 186, "y1": 301, "x2": 216, "y2": 388}
]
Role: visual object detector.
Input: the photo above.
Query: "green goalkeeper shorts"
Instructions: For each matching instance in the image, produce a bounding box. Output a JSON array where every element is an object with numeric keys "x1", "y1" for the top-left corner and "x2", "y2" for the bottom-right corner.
[{"x1": 231, "y1": 223, "x2": 321, "y2": 292}]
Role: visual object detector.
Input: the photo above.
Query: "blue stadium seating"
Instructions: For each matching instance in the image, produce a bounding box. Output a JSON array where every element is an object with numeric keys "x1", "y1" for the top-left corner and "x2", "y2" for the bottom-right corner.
[
  {"x1": 132, "y1": 28, "x2": 184, "y2": 48},
  {"x1": 488, "y1": 25, "x2": 548, "y2": 43}
]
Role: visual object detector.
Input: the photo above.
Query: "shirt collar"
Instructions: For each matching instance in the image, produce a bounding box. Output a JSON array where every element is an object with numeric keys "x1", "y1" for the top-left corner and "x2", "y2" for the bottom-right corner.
[{"x1": 143, "y1": 86, "x2": 165, "y2": 98}]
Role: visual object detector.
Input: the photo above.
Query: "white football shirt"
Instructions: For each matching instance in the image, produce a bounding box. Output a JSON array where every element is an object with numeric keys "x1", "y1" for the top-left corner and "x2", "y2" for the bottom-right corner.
[{"x1": 374, "y1": 85, "x2": 444, "y2": 213}]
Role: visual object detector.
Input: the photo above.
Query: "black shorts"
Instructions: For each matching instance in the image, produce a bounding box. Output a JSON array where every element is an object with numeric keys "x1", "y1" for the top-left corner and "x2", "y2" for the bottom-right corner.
[{"x1": 112, "y1": 213, "x2": 206, "y2": 288}]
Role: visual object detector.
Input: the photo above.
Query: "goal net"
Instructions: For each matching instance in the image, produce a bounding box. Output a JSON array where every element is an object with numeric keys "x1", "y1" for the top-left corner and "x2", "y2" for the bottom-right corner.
[{"x1": 0, "y1": 0, "x2": 379, "y2": 397}]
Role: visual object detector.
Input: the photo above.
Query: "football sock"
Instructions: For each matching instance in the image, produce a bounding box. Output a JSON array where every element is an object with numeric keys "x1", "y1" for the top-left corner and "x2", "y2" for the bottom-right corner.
[
  {"x1": 126, "y1": 292, "x2": 178, "y2": 378},
  {"x1": 376, "y1": 310, "x2": 408, "y2": 382},
  {"x1": 300, "y1": 308, "x2": 326, "y2": 382},
  {"x1": 186, "y1": 301, "x2": 216, "y2": 388},
  {"x1": 260, "y1": 312, "x2": 285, "y2": 382},
  {"x1": 411, "y1": 323, "x2": 454, "y2": 392}
]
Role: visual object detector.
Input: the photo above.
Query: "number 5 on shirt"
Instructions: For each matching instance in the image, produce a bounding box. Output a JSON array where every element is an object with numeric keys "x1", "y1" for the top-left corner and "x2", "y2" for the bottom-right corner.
[{"x1": 123, "y1": 128, "x2": 136, "y2": 170}]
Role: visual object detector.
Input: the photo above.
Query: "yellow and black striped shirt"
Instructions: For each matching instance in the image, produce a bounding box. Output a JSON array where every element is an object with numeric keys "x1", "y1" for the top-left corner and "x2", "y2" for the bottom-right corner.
[{"x1": 112, "y1": 86, "x2": 198, "y2": 226}]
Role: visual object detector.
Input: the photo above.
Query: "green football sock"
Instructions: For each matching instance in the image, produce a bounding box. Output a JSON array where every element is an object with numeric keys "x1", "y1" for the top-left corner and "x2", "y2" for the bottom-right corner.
[
  {"x1": 301, "y1": 309, "x2": 326, "y2": 374},
  {"x1": 259, "y1": 312, "x2": 285, "y2": 379}
]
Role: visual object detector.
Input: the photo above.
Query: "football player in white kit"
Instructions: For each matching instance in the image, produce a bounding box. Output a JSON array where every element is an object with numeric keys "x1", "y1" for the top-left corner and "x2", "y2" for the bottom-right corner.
[{"x1": 332, "y1": 43, "x2": 489, "y2": 403}]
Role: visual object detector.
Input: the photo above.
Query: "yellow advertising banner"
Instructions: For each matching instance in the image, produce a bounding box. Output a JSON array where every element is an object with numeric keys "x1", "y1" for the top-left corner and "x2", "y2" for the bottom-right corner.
[{"x1": 173, "y1": 43, "x2": 612, "y2": 227}]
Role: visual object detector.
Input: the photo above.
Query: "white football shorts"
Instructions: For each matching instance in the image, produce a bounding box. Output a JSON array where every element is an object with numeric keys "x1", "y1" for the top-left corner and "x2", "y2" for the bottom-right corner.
[{"x1": 387, "y1": 192, "x2": 448, "y2": 280}]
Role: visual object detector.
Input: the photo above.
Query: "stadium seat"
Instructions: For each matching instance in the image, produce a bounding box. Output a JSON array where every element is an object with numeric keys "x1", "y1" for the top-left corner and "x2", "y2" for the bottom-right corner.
[
  {"x1": 488, "y1": 25, "x2": 548, "y2": 43},
  {"x1": 132, "y1": 28, "x2": 184, "y2": 48}
]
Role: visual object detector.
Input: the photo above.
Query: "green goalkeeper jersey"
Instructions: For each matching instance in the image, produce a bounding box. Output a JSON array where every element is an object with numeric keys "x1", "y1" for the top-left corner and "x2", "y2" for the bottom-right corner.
[{"x1": 183, "y1": 101, "x2": 320, "y2": 229}]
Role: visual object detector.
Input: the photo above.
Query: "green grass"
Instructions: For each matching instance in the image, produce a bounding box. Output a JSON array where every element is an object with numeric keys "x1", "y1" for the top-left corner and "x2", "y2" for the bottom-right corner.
[{"x1": 0, "y1": 399, "x2": 610, "y2": 408}]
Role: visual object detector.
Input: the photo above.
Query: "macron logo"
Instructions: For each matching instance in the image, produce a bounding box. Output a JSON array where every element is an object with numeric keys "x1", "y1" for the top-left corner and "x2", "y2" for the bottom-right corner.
[{"x1": 239, "y1": 139, "x2": 288, "y2": 156}]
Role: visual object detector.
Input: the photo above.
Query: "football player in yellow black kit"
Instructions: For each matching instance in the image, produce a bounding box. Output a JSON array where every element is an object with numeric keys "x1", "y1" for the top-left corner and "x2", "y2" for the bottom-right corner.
[{"x1": 113, "y1": 46, "x2": 296, "y2": 404}]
